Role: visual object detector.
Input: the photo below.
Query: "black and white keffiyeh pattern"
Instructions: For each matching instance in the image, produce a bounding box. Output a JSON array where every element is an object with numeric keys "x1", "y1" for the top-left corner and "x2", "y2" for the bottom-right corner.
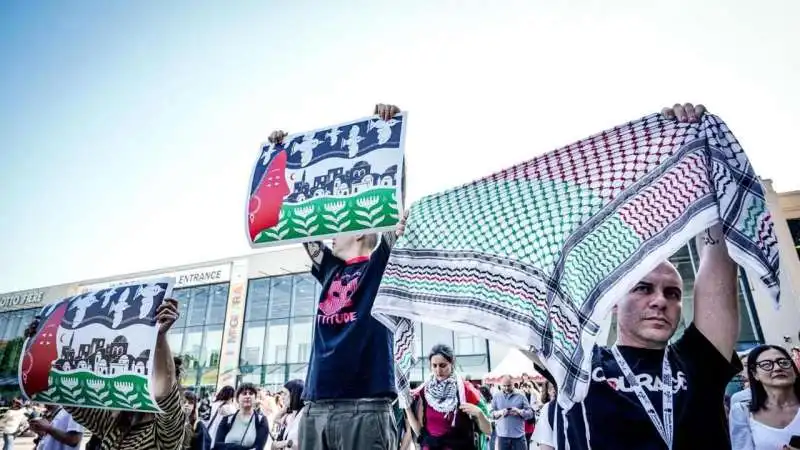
[{"x1": 424, "y1": 375, "x2": 459, "y2": 414}]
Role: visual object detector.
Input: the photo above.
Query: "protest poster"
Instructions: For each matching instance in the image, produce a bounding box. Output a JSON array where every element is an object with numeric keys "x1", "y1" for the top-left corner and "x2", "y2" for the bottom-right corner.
[
  {"x1": 246, "y1": 112, "x2": 407, "y2": 247},
  {"x1": 18, "y1": 278, "x2": 174, "y2": 412}
]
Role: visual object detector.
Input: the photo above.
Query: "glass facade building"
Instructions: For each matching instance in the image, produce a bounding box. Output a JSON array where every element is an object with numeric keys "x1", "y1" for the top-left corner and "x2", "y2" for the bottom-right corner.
[
  {"x1": 0, "y1": 239, "x2": 771, "y2": 397},
  {"x1": 787, "y1": 218, "x2": 800, "y2": 261},
  {"x1": 168, "y1": 282, "x2": 230, "y2": 390},
  {"x1": 0, "y1": 308, "x2": 38, "y2": 392},
  {"x1": 239, "y1": 274, "x2": 318, "y2": 391}
]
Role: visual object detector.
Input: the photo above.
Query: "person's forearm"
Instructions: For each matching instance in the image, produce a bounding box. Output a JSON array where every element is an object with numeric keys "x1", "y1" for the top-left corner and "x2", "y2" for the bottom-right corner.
[
  {"x1": 693, "y1": 223, "x2": 739, "y2": 357},
  {"x1": 474, "y1": 412, "x2": 492, "y2": 435},
  {"x1": 45, "y1": 428, "x2": 82, "y2": 447},
  {"x1": 404, "y1": 408, "x2": 421, "y2": 437},
  {"x1": 153, "y1": 333, "x2": 176, "y2": 399}
]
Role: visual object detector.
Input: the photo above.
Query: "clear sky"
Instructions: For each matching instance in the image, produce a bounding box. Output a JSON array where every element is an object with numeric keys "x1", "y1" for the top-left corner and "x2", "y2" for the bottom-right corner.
[{"x1": 1, "y1": 0, "x2": 798, "y2": 293}]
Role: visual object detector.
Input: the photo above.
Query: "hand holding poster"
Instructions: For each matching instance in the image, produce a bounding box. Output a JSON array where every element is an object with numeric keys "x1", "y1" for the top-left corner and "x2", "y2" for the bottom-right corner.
[
  {"x1": 19, "y1": 278, "x2": 174, "y2": 412},
  {"x1": 246, "y1": 111, "x2": 407, "y2": 247}
]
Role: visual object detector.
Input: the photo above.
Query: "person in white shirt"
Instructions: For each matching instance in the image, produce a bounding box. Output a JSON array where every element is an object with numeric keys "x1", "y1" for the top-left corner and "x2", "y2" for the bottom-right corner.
[
  {"x1": 28, "y1": 406, "x2": 83, "y2": 450},
  {"x1": 0, "y1": 399, "x2": 27, "y2": 450},
  {"x1": 729, "y1": 344, "x2": 800, "y2": 449},
  {"x1": 207, "y1": 386, "x2": 237, "y2": 446},
  {"x1": 531, "y1": 382, "x2": 556, "y2": 450}
]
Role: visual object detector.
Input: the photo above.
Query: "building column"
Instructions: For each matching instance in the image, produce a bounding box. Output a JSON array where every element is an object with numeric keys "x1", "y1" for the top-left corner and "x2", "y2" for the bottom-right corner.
[{"x1": 217, "y1": 259, "x2": 249, "y2": 388}]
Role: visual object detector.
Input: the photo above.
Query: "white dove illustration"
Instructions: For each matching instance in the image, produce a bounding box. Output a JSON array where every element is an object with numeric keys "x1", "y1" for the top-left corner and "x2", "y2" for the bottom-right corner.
[
  {"x1": 291, "y1": 132, "x2": 322, "y2": 167},
  {"x1": 136, "y1": 284, "x2": 165, "y2": 319},
  {"x1": 70, "y1": 294, "x2": 98, "y2": 327},
  {"x1": 325, "y1": 127, "x2": 342, "y2": 146},
  {"x1": 367, "y1": 118, "x2": 399, "y2": 145},
  {"x1": 341, "y1": 125, "x2": 365, "y2": 158},
  {"x1": 110, "y1": 296, "x2": 130, "y2": 329},
  {"x1": 100, "y1": 288, "x2": 116, "y2": 308}
]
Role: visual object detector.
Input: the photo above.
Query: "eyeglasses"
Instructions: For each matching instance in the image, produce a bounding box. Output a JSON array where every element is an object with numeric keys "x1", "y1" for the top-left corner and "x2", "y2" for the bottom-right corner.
[{"x1": 755, "y1": 358, "x2": 794, "y2": 372}]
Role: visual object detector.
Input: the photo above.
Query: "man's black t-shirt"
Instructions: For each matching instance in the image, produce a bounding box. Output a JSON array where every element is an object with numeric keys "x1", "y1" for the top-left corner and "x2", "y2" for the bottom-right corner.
[
  {"x1": 556, "y1": 323, "x2": 741, "y2": 449},
  {"x1": 302, "y1": 238, "x2": 395, "y2": 401}
]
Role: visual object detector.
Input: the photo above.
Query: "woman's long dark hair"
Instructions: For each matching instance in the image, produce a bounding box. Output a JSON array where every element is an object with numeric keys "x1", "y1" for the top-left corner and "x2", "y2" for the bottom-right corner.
[
  {"x1": 184, "y1": 390, "x2": 199, "y2": 425},
  {"x1": 747, "y1": 344, "x2": 800, "y2": 412},
  {"x1": 540, "y1": 381, "x2": 554, "y2": 404},
  {"x1": 215, "y1": 385, "x2": 235, "y2": 402},
  {"x1": 283, "y1": 379, "x2": 305, "y2": 414}
]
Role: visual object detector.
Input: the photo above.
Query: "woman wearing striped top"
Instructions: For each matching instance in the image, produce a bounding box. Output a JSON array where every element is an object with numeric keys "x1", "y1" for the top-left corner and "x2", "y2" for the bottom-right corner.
[{"x1": 25, "y1": 298, "x2": 188, "y2": 450}]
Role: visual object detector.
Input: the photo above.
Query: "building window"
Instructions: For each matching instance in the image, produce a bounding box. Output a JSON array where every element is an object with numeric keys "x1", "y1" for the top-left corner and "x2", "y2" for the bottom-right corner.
[
  {"x1": 414, "y1": 323, "x2": 489, "y2": 382},
  {"x1": 265, "y1": 319, "x2": 289, "y2": 365},
  {"x1": 0, "y1": 308, "x2": 38, "y2": 377},
  {"x1": 240, "y1": 273, "x2": 320, "y2": 389},
  {"x1": 167, "y1": 282, "x2": 230, "y2": 389},
  {"x1": 787, "y1": 219, "x2": 800, "y2": 260}
]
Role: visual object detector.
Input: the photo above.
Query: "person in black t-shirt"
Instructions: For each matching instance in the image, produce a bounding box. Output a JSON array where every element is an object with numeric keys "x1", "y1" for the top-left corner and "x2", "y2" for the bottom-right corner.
[
  {"x1": 549, "y1": 102, "x2": 743, "y2": 450},
  {"x1": 266, "y1": 103, "x2": 408, "y2": 450}
]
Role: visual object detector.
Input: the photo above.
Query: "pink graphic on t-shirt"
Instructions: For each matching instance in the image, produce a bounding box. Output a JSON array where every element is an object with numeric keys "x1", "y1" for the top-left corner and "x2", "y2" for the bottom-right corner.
[{"x1": 318, "y1": 272, "x2": 361, "y2": 325}]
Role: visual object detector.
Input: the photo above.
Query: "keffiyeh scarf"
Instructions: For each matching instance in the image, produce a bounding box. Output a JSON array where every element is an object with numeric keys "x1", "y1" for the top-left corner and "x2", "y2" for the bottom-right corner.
[
  {"x1": 372, "y1": 113, "x2": 781, "y2": 410},
  {"x1": 424, "y1": 373, "x2": 466, "y2": 414}
]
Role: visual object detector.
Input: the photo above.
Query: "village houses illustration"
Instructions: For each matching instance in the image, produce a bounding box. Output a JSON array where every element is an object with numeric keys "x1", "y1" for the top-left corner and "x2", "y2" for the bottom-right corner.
[
  {"x1": 53, "y1": 335, "x2": 150, "y2": 377},
  {"x1": 287, "y1": 161, "x2": 398, "y2": 202}
]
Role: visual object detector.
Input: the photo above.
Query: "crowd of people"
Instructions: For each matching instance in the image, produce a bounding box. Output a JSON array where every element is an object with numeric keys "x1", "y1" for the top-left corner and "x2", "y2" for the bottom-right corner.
[{"x1": 1, "y1": 102, "x2": 800, "y2": 449}]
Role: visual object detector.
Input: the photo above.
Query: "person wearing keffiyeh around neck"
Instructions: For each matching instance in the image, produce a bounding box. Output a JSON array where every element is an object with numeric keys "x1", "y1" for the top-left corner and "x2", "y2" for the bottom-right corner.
[{"x1": 405, "y1": 344, "x2": 492, "y2": 450}]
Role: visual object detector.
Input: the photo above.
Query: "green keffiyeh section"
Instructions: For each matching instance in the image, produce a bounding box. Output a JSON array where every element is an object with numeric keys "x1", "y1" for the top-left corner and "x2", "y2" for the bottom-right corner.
[{"x1": 372, "y1": 113, "x2": 780, "y2": 411}]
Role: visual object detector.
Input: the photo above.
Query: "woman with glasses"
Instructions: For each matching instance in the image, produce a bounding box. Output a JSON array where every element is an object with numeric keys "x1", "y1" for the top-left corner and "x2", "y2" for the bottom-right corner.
[{"x1": 730, "y1": 344, "x2": 800, "y2": 449}]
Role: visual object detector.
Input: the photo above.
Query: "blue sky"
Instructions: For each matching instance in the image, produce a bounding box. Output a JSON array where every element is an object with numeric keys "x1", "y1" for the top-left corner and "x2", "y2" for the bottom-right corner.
[{"x1": 1, "y1": 0, "x2": 798, "y2": 293}]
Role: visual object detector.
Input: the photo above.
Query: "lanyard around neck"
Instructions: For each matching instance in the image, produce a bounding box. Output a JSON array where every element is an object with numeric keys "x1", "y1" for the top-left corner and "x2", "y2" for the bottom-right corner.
[{"x1": 611, "y1": 345, "x2": 674, "y2": 449}]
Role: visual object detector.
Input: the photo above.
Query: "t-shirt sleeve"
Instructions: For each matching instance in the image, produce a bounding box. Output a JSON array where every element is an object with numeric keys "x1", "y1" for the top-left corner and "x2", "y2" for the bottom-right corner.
[
  {"x1": 308, "y1": 244, "x2": 342, "y2": 284},
  {"x1": 369, "y1": 232, "x2": 397, "y2": 268},
  {"x1": 155, "y1": 383, "x2": 187, "y2": 450},
  {"x1": 63, "y1": 412, "x2": 84, "y2": 434},
  {"x1": 672, "y1": 322, "x2": 742, "y2": 389}
]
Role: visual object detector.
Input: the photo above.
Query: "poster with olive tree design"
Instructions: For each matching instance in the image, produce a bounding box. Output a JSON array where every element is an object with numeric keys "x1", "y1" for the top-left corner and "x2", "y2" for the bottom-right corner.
[
  {"x1": 18, "y1": 279, "x2": 173, "y2": 412},
  {"x1": 246, "y1": 112, "x2": 406, "y2": 247}
]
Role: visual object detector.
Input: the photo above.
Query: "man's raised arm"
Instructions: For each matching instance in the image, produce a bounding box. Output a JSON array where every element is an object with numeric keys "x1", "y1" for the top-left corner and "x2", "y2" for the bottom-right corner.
[
  {"x1": 692, "y1": 222, "x2": 739, "y2": 359},
  {"x1": 663, "y1": 103, "x2": 740, "y2": 360}
]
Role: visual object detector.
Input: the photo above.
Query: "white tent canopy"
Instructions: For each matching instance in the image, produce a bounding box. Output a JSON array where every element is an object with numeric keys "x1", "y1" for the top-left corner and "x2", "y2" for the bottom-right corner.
[{"x1": 483, "y1": 348, "x2": 544, "y2": 384}]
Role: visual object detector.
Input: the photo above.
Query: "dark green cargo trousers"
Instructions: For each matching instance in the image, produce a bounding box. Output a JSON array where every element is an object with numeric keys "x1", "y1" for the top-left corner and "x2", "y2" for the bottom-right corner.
[{"x1": 299, "y1": 398, "x2": 397, "y2": 450}]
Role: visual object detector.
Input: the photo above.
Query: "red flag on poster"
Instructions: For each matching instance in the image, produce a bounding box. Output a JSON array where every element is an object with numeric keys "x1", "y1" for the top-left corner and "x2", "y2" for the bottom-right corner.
[
  {"x1": 20, "y1": 302, "x2": 68, "y2": 397},
  {"x1": 248, "y1": 149, "x2": 289, "y2": 241}
]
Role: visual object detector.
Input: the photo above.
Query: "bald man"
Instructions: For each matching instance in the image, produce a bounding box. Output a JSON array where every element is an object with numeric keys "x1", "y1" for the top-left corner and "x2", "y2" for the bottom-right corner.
[
  {"x1": 551, "y1": 208, "x2": 742, "y2": 449},
  {"x1": 547, "y1": 104, "x2": 752, "y2": 447}
]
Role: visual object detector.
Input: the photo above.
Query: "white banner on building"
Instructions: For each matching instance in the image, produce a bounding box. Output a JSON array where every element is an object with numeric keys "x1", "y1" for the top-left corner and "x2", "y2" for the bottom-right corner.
[{"x1": 79, "y1": 264, "x2": 232, "y2": 293}]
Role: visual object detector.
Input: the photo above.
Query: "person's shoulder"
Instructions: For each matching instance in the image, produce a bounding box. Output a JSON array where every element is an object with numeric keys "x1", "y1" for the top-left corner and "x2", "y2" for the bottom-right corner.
[{"x1": 730, "y1": 388, "x2": 751, "y2": 405}]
